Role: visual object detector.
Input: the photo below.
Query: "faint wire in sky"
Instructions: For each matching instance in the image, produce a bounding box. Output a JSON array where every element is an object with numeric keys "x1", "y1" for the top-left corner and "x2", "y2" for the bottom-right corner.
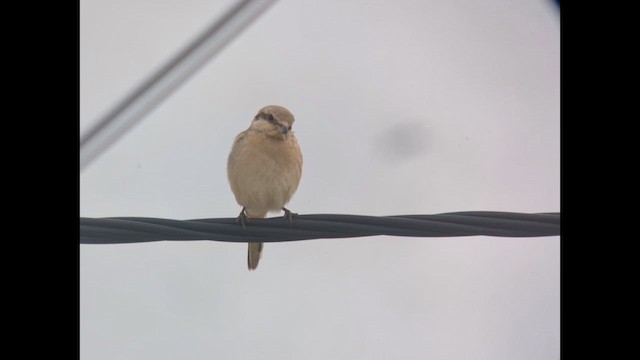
[{"x1": 80, "y1": 0, "x2": 280, "y2": 171}]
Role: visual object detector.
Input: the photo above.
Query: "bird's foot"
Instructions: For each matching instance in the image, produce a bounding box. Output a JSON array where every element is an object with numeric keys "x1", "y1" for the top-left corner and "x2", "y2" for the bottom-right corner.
[
  {"x1": 236, "y1": 207, "x2": 249, "y2": 229},
  {"x1": 282, "y1": 207, "x2": 298, "y2": 226}
]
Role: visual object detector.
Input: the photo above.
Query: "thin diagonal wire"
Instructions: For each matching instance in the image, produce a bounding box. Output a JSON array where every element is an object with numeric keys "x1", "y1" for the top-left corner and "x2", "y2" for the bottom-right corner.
[
  {"x1": 80, "y1": 0, "x2": 279, "y2": 170},
  {"x1": 80, "y1": 211, "x2": 560, "y2": 244}
]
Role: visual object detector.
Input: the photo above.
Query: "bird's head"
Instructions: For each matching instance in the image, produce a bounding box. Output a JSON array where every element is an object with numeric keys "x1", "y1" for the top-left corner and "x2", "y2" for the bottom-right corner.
[{"x1": 250, "y1": 105, "x2": 295, "y2": 139}]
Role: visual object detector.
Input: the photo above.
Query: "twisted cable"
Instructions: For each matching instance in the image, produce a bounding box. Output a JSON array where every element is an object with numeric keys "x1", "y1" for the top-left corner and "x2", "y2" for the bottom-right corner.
[{"x1": 80, "y1": 211, "x2": 560, "y2": 244}]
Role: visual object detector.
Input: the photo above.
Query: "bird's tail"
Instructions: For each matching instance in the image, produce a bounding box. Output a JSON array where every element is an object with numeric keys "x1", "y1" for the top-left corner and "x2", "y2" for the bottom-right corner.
[
  {"x1": 246, "y1": 210, "x2": 267, "y2": 271},
  {"x1": 248, "y1": 242, "x2": 263, "y2": 271}
]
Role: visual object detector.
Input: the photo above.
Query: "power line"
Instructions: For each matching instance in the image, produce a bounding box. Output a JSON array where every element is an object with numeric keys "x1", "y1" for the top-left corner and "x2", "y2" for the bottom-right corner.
[
  {"x1": 80, "y1": 0, "x2": 279, "y2": 170},
  {"x1": 80, "y1": 211, "x2": 560, "y2": 244}
]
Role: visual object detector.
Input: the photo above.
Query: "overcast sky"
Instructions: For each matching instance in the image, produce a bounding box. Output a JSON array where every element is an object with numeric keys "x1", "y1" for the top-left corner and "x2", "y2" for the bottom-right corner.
[{"x1": 80, "y1": 0, "x2": 560, "y2": 359}]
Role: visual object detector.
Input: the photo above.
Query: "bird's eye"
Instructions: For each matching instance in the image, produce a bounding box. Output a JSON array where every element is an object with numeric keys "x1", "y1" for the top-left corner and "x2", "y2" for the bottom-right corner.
[
  {"x1": 267, "y1": 114, "x2": 275, "y2": 122},
  {"x1": 287, "y1": 126, "x2": 292, "y2": 130}
]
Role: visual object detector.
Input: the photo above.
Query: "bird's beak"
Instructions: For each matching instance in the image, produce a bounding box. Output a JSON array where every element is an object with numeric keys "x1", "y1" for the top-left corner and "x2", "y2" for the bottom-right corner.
[{"x1": 277, "y1": 124, "x2": 289, "y2": 135}]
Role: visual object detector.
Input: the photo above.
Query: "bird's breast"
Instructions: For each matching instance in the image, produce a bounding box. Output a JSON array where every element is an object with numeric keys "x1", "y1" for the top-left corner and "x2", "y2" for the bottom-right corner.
[{"x1": 228, "y1": 133, "x2": 302, "y2": 213}]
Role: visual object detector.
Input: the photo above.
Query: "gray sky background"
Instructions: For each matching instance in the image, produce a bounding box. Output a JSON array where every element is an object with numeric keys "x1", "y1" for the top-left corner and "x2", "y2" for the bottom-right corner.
[{"x1": 80, "y1": 0, "x2": 560, "y2": 359}]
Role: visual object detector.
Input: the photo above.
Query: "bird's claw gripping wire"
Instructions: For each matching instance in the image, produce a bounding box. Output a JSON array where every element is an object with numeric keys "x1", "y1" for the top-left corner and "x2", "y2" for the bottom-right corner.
[
  {"x1": 236, "y1": 207, "x2": 249, "y2": 229},
  {"x1": 282, "y1": 207, "x2": 298, "y2": 226}
]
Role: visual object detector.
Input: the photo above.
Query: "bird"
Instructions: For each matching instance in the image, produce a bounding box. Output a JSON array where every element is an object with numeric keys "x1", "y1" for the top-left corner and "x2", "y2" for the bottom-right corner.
[{"x1": 227, "y1": 105, "x2": 303, "y2": 270}]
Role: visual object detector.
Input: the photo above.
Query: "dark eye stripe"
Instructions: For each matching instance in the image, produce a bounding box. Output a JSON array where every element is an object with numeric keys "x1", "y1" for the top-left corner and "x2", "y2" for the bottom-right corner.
[{"x1": 255, "y1": 112, "x2": 277, "y2": 123}]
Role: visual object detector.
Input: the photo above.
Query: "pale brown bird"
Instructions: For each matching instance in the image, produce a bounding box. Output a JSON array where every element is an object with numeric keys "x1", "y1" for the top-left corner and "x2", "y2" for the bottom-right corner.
[{"x1": 227, "y1": 105, "x2": 303, "y2": 270}]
